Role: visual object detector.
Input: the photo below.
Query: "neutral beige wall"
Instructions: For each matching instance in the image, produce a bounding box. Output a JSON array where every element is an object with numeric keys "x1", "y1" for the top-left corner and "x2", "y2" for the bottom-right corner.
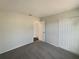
[
  {"x1": 0, "y1": 11, "x2": 39, "y2": 54},
  {"x1": 41, "y1": 8, "x2": 79, "y2": 55}
]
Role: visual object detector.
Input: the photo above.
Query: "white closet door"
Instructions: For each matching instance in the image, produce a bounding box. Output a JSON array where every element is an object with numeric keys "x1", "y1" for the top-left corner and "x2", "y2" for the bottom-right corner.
[{"x1": 59, "y1": 18, "x2": 79, "y2": 55}]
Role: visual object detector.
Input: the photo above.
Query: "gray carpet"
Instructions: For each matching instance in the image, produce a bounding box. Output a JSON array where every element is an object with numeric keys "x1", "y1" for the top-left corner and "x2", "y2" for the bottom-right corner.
[{"x1": 0, "y1": 41, "x2": 79, "y2": 59}]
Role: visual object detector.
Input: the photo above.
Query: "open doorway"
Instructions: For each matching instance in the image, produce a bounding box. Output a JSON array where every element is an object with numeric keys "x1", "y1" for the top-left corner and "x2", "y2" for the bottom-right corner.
[{"x1": 33, "y1": 20, "x2": 45, "y2": 41}]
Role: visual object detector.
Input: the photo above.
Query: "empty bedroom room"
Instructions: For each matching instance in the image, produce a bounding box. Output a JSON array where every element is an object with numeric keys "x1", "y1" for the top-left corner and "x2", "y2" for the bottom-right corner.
[{"x1": 0, "y1": 0, "x2": 79, "y2": 59}]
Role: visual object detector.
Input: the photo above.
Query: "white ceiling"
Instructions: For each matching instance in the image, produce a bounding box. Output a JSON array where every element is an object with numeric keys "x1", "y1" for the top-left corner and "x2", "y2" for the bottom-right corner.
[{"x1": 0, "y1": 0, "x2": 79, "y2": 17}]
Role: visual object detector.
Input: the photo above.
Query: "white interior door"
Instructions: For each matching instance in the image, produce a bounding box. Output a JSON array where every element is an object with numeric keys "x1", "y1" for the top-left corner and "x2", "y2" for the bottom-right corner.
[
  {"x1": 40, "y1": 20, "x2": 45, "y2": 41},
  {"x1": 33, "y1": 20, "x2": 45, "y2": 41}
]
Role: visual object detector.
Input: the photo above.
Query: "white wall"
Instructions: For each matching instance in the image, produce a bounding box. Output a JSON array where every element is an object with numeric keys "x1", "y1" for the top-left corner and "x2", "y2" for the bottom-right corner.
[
  {"x1": 41, "y1": 8, "x2": 79, "y2": 55},
  {"x1": 0, "y1": 11, "x2": 39, "y2": 54},
  {"x1": 42, "y1": 17, "x2": 59, "y2": 46}
]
